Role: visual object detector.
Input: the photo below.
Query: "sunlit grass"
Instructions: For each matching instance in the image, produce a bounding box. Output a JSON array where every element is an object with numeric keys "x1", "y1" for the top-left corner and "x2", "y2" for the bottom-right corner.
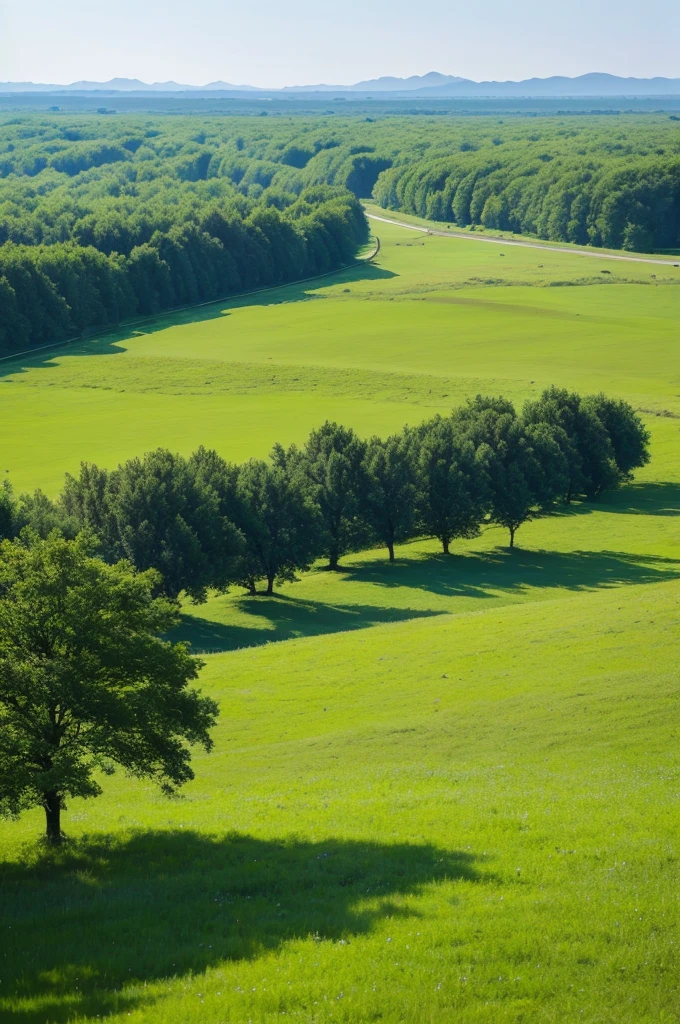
[
  {"x1": 1, "y1": 578, "x2": 678, "y2": 1023},
  {"x1": 1, "y1": 220, "x2": 679, "y2": 493},
  {"x1": 0, "y1": 217, "x2": 678, "y2": 1023}
]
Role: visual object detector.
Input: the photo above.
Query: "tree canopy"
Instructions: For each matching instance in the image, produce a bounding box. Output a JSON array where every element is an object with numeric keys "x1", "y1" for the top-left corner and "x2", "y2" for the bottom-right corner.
[
  {"x1": 2, "y1": 110, "x2": 678, "y2": 354},
  {"x1": 0, "y1": 531, "x2": 217, "y2": 843}
]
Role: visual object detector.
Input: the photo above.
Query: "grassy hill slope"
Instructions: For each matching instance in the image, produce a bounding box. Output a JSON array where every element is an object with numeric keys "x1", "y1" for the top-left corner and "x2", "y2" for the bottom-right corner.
[
  {"x1": 0, "y1": 217, "x2": 678, "y2": 1023},
  {"x1": 1, "y1": 579, "x2": 678, "y2": 1023}
]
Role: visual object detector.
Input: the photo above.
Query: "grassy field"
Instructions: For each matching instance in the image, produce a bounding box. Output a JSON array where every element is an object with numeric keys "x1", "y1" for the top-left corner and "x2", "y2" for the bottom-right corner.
[
  {"x1": 2, "y1": 219, "x2": 679, "y2": 493},
  {"x1": 1, "y1": 219, "x2": 679, "y2": 1023}
]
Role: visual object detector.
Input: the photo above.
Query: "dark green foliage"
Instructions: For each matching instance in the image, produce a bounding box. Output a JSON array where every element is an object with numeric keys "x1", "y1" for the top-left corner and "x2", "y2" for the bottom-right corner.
[
  {"x1": 580, "y1": 393, "x2": 651, "y2": 479},
  {"x1": 0, "y1": 480, "x2": 18, "y2": 542},
  {"x1": 232, "y1": 452, "x2": 323, "y2": 595},
  {"x1": 0, "y1": 532, "x2": 216, "y2": 843},
  {"x1": 0, "y1": 116, "x2": 369, "y2": 355},
  {"x1": 2, "y1": 111, "x2": 678, "y2": 355},
  {"x1": 522, "y1": 386, "x2": 634, "y2": 499},
  {"x1": 297, "y1": 422, "x2": 369, "y2": 570},
  {"x1": 61, "y1": 450, "x2": 245, "y2": 602},
  {"x1": 4, "y1": 390, "x2": 652, "y2": 596},
  {"x1": 362, "y1": 433, "x2": 418, "y2": 561},
  {"x1": 372, "y1": 127, "x2": 680, "y2": 251},
  {"x1": 15, "y1": 489, "x2": 77, "y2": 540},
  {"x1": 452, "y1": 396, "x2": 569, "y2": 546},
  {"x1": 0, "y1": 188, "x2": 367, "y2": 353},
  {"x1": 412, "y1": 416, "x2": 489, "y2": 555}
]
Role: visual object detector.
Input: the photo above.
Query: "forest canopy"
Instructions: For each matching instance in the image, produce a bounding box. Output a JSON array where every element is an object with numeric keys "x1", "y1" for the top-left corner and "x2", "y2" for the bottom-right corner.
[{"x1": 1, "y1": 111, "x2": 679, "y2": 354}]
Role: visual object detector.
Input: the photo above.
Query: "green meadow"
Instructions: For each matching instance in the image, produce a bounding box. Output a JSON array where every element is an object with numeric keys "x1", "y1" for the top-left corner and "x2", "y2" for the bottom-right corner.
[
  {"x1": 1, "y1": 218, "x2": 679, "y2": 1022},
  {"x1": 3, "y1": 219, "x2": 679, "y2": 493}
]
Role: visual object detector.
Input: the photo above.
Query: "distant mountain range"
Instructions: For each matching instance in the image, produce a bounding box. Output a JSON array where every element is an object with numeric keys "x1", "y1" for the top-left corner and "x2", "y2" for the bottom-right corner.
[
  {"x1": 0, "y1": 78, "x2": 258, "y2": 93},
  {"x1": 2, "y1": 72, "x2": 680, "y2": 97}
]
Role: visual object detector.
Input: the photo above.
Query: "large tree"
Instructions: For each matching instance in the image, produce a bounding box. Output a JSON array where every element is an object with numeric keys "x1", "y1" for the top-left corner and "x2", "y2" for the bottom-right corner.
[
  {"x1": 0, "y1": 532, "x2": 217, "y2": 844},
  {"x1": 61, "y1": 450, "x2": 244, "y2": 601},
  {"x1": 580, "y1": 393, "x2": 651, "y2": 482},
  {"x1": 362, "y1": 432, "x2": 418, "y2": 561},
  {"x1": 453, "y1": 396, "x2": 569, "y2": 546},
  {"x1": 522, "y1": 386, "x2": 618, "y2": 501},
  {"x1": 233, "y1": 455, "x2": 323, "y2": 595},
  {"x1": 414, "y1": 416, "x2": 489, "y2": 554},
  {"x1": 296, "y1": 422, "x2": 369, "y2": 571}
]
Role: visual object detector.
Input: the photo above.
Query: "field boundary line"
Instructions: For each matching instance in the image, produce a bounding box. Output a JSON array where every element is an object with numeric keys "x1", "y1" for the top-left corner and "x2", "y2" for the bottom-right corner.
[
  {"x1": 367, "y1": 212, "x2": 680, "y2": 268},
  {"x1": 0, "y1": 237, "x2": 381, "y2": 366}
]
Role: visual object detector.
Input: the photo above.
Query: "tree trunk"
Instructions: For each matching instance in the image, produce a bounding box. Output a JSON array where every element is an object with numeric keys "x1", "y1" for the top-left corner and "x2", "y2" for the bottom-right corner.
[
  {"x1": 387, "y1": 540, "x2": 395, "y2": 562},
  {"x1": 266, "y1": 574, "x2": 275, "y2": 596},
  {"x1": 44, "y1": 792, "x2": 63, "y2": 845},
  {"x1": 509, "y1": 525, "x2": 515, "y2": 548},
  {"x1": 442, "y1": 537, "x2": 450, "y2": 555},
  {"x1": 328, "y1": 547, "x2": 340, "y2": 571}
]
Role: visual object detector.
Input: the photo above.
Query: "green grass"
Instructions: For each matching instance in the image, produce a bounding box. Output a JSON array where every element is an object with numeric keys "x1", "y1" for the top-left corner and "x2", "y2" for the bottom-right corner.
[
  {"x1": 1, "y1": 220, "x2": 679, "y2": 493},
  {"x1": 1, "y1": 218, "x2": 679, "y2": 1023},
  {"x1": 2, "y1": 581, "x2": 678, "y2": 1023}
]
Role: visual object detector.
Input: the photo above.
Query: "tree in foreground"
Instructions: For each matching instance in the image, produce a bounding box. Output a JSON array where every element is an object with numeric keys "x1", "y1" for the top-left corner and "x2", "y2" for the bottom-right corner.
[{"x1": 0, "y1": 532, "x2": 217, "y2": 844}]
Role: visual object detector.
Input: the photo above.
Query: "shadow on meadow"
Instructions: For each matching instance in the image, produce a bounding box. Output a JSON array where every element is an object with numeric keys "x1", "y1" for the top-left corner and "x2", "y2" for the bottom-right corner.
[
  {"x1": 174, "y1": 600, "x2": 445, "y2": 653},
  {"x1": 0, "y1": 829, "x2": 485, "y2": 1022},
  {"x1": 542, "y1": 481, "x2": 680, "y2": 519},
  {"x1": 342, "y1": 545, "x2": 680, "y2": 597},
  {"x1": 595, "y1": 481, "x2": 680, "y2": 517},
  {"x1": 0, "y1": 261, "x2": 397, "y2": 381},
  {"x1": 175, "y1": 544, "x2": 680, "y2": 653}
]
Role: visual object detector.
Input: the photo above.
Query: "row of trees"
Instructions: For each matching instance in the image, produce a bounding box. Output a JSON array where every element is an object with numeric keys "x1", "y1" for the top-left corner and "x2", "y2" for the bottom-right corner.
[
  {"x1": 373, "y1": 153, "x2": 680, "y2": 251},
  {"x1": 0, "y1": 186, "x2": 368, "y2": 355},
  {"x1": 2, "y1": 389, "x2": 650, "y2": 599},
  {"x1": 0, "y1": 387, "x2": 650, "y2": 843}
]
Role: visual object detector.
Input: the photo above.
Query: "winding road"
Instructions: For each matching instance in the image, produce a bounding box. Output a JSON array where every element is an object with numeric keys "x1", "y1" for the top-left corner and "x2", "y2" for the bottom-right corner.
[{"x1": 367, "y1": 212, "x2": 680, "y2": 269}]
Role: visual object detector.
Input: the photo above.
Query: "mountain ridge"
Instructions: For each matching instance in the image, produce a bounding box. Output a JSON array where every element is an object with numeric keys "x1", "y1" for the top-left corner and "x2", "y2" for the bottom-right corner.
[{"x1": 2, "y1": 72, "x2": 680, "y2": 96}]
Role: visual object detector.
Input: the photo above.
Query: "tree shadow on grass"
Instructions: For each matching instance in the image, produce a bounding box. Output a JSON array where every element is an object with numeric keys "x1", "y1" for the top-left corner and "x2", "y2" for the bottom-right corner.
[
  {"x1": 0, "y1": 830, "x2": 486, "y2": 1022},
  {"x1": 342, "y1": 546, "x2": 680, "y2": 599},
  {"x1": 173, "y1": 544, "x2": 680, "y2": 654},
  {"x1": 173, "y1": 599, "x2": 445, "y2": 654},
  {"x1": 544, "y1": 482, "x2": 680, "y2": 519},
  {"x1": 593, "y1": 481, "x2": 680, "y2": 518},
  {"x1": 0, "y1": 261, "x2": 398, "y2": 380}
]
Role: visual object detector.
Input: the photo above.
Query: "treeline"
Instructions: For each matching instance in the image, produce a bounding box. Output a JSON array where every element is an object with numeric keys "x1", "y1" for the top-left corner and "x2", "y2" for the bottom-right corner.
[
  {"x1": 0, "y1": 185, "x2": 367, "y2": 354},
  {"x1": 374, "y1": 153, "x2": 680, "y2": 252},
  {"x1": 2, "y1": 112, "x2": 679, "y2": 354},
  {"x1": 2, "y1": 112, "x2": 678, "y2": 257},
  {"x1": 1, "y1": 388, "x2": 650, "y2": 599}
]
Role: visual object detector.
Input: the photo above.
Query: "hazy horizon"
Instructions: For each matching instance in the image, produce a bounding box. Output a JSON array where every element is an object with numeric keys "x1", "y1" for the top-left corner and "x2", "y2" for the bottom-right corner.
[{"x1": 2, "y1": 0, "x2": 678, "y2": 89}]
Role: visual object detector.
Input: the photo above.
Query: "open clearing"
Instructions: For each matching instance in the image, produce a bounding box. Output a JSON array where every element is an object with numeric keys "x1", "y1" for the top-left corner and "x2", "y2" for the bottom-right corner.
[{"x1": 1, "y1": 220, "x2": 679, "y2": 1023}]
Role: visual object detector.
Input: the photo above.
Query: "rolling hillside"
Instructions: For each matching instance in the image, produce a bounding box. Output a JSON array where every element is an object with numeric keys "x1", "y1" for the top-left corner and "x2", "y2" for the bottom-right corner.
[{"x1": 0, "y1": 218, "x2": 678, "y2": 1023}]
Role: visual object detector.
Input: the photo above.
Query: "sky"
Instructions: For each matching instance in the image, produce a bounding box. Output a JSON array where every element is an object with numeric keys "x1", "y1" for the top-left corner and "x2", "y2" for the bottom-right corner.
[{"x1": 2, "y1": 0, "x2": 679, "y2": 87}]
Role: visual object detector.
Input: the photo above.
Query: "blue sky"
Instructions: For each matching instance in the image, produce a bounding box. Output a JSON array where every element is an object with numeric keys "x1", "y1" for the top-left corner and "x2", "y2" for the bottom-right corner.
[{"x1": 2, "y1": 0, "x2": 678, "y2": 86}]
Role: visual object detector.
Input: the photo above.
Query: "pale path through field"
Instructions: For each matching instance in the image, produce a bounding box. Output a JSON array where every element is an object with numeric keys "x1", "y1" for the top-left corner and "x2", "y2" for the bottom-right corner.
[{"x1": 367, "y1": 212, "x2": 680, "y2": 266}]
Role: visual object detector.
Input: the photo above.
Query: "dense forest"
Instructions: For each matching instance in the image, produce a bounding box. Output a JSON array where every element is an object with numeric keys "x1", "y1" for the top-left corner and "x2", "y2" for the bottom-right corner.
[{"x1": 1, "y1": 111, "x2": 679, "y2": 354}]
